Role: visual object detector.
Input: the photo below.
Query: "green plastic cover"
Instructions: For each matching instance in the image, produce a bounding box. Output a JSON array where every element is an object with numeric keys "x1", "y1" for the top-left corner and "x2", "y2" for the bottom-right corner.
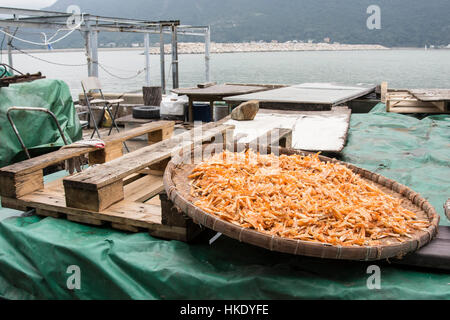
[
  {"x1": 0, "y1": 79, "x2": 82, "y2": 167},
  {"x1": 0, "y1": 65, "x2": 13, "y2": 78},
  {"x1": 0, "y1": 104, "x2": 449, "y2": 300}
]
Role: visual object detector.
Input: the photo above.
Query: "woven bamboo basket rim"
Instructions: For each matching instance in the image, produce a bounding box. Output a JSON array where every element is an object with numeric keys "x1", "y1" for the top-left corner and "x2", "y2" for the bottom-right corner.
[
  {"x1": 445, "y1": 198, "x2": 450, "y2": 220},
  {"x1": 163, "y1": 144, "x2": 440, "y2": 261}
]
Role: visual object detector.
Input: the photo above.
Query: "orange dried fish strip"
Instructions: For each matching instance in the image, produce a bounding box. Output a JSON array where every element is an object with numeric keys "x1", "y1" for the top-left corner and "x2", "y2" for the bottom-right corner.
[{"x1": 189, "y1": 150, "x2": 431, "y2": 247}]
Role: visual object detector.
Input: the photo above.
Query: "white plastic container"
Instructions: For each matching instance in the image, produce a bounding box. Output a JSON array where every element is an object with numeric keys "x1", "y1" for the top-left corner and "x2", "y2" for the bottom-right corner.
[{"x1": 160, "y1": 94, "x2": 188, "y2": 118}]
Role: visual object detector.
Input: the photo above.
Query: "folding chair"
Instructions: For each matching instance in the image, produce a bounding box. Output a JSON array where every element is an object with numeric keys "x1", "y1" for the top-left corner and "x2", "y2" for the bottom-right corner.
[{"x1": 81, "y1": 77, "x2": 129, "y2": 152}]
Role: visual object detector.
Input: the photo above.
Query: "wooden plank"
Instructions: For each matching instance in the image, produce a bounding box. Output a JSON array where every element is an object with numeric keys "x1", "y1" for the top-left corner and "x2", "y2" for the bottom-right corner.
[
  {"x1": 123, "y1": 172, "x2": 146, "y2": 186},
  {"x1": 0, "y1": 171, "x2": 203, "y2": 241},
  {"x1": 63, "y1": 123, "x2": 233, "y2": 212},
  {"x1": 36, "y1": 207, "x2": 61, "y2": 218},
  {"x1": 0, "y1": 121, "x2": 175, "y2": 177},
  {"x1": 224, "y1": 83, "x2": 376, "y2": 106},
  {"x1": 123, "y1": 174, "x2": 164, "y2": 202},
  {"x1": 171, "y1": 84, "x2": 267, "y2": 98},
  {"x1": 144, "y1": 195, "x2": 161, "y2": 205},
  {"x1": 148, "y1": 126, "x2": 174, "y2": 145},
  {"x1": 409, "y1": 89, "x2": 450, "y2": 102},
  {"x1": 225, "y1": 82, "x2": 288, "y2": 89},
  {"x1": 89, "y1": 123, "x2": 174, "y2": 165},
  {"x1": 380, "y1": 81, "x2": 388, "y2": 103},
  {"x1": 392, "y1": 226, "x2": 450, "y2": 271},
  {"x1": 65, "y1": 179, "x2": 124, "y2": 212},
  {"x1": 3, "y1": 187, "x2": 162, "y2": 228},
  {"x1": 102, "y1": 120, "x2": 174, "y2": 143},
  {"x1": 388, "y1": 106, "x2": 446, "y2": 114},
  {"x1": 64, "y1": 124, "x2": 233, "y2": 191},
  {"x1": 88, "y1": 141, "x2": 123, "y2": 165},
  {"x1": 0, "y1": 121, "x2": 175, "y2": 202},
  {"x1": 2, "y1": 189, "x2": 199, "y2": 241},
  {"x1": 67, "y1": 214, "x2": 104, "y2": 226},
  {"x1": 159, "y1": 192, "x2": 203, "y2": 241},
  {"x1": 386, "y1": 91, "x2": 449, "y2": 113},
  {"x1": 0, "y1": 170, "x2": 43, "y2": 198},
  {"x1": 0, "y1": 147, "x2": 92, "y2": 177},
  {"x1": 110, "y1": 223, "x2": 140, "y2": 232},
  {"x1": 436, "y1": 225, "x2": 450, "y2": 240}
]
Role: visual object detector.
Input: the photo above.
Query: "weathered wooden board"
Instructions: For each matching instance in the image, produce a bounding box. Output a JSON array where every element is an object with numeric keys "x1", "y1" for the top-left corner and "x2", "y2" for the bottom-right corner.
[
  {"x1": 0, "y1": 115, "x2": 297, "y2": 242},
  {"x1": 171, "y1": 84, "x2": 268, "y2": 98},
  {"x1": 0, "y1": 120, "x2": 174, "y2": 176},
  {"x1": 409, "y1": 89, "x2": 450, "y2": 102},
  {"x1": 63, "y1": 123, "x2": 234, "y2": 211},
  {"x1": 0, "y1": 121, "x2": 175, "y2": 199},
  {"x1": 224, "y1": 83, "x2": 376, "y2": 106},
  {"x1": 386, "y1": 90, "x2": 449, "y2": 113},
  {"x1": 392, "y1": 226, "x2": 450, "y2": 270},
  {"x1": 225, "y1": 107, "x2": 351, "y2": 152},
  {"x1": 0, "y1": 171, "x2": 201, "y2": 241}
]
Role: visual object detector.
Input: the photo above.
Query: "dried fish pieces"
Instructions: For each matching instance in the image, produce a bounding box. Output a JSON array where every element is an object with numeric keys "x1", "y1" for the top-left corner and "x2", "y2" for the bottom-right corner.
[{"x1": 189, "y1": 150, "x2": 430, "y2": 246}]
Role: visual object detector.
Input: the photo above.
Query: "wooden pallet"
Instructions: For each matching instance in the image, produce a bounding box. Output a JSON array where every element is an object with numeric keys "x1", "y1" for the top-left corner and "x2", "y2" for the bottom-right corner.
[
  {"x1": 385, "y1": 90, "x2": 449, "y2": 114},
  {"x1": 0, "y1": 121, "x2": 234, "y2": 241},
  {"x1": 0, "y1": 120, "x2": 174, "y2": 198}
]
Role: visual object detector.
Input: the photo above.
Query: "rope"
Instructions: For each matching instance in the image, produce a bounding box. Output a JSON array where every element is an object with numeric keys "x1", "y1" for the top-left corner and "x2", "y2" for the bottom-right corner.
[
  {"x1": 10, "y1": 45, "x2": 147, "y2": 79},
  {"x1": 11, "y1": 45, "x2": 88, "y2": 67},
  {"x1": 98, "y1": 63, "x2": 145, "y2": 80},
  {"x1": 0, "y1": 14, "x2": 84, "y2": 47}
]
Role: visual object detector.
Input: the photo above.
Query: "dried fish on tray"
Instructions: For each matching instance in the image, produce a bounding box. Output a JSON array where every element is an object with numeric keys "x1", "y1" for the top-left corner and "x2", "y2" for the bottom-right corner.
[{"x1": 164, "y1": 145, "x2": 439, "y2": 260}]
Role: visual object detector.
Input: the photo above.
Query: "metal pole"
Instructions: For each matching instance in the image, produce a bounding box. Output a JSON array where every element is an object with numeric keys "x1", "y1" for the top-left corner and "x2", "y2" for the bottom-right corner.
[
  {"x1": 171, "y1": 25, "x2": 179, "y2": 89},
  {"x1": 144, "y1": 33, "x2": 150, "y2": 86},
  {"x1": 84, "y1": 30, "x2": 92, "y2": 77},
  {"x1": 90, "y1": 30, "x2": 99, "y2": 77},
  {"x1": 205, "y1": 26, "x2": 211, "y2": 82},
  {"x1": 6, "y1": 27, "x2": 13, "y2": 73},
  {"x1": 7, "y1": 106, "x2": 70, "y2": 159},
  {"x1": 159, "y1": 25, "x2": 166, "y2": 93}
]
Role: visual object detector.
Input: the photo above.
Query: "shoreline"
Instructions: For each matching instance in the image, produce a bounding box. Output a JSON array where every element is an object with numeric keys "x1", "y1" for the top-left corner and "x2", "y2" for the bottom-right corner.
[
  {"x1": 11, "y1": 42, "x2": 392, "y2": 54},
  {"x1": 11, "y1": 43, "x2": 449, "y2": 55}
]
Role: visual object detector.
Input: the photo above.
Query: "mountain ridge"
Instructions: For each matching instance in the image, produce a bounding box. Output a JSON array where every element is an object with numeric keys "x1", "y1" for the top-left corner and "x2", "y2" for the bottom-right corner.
[{"x1": 39, "y1": 0, "x2": 450, "y2": 48}]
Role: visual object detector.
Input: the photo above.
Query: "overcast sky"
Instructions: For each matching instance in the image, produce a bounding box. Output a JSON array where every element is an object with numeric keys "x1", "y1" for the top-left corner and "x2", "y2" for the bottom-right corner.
[{"x1": 0, "y1": 0, "x2": 57, "y2": 10}]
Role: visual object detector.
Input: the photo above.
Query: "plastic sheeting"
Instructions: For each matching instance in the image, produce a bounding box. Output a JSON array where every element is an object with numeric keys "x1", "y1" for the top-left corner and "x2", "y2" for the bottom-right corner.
[
  {"x1": 0, "y1": 104, "x2": 449, "y2": 300},
  {"x1": 343, "y1": 103, "x2": 450, "y2": 227},
  {"x1": 0, "y1": 79, "x2": 82, "y2": 167},
  {"x1": 0, "y1": 66, "x2": 13, "y2": 78}
]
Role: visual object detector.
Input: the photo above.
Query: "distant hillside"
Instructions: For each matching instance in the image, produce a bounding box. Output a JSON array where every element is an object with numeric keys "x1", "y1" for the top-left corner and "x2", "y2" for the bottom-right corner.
[{"x1": 39, "y1": 0, "x2": 450, "y2": 48}]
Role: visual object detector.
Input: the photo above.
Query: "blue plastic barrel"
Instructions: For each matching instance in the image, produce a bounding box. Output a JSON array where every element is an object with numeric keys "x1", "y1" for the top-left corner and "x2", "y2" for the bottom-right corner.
[{"x1": 193, "y1": 103, "x2": 212, "y2": 122}]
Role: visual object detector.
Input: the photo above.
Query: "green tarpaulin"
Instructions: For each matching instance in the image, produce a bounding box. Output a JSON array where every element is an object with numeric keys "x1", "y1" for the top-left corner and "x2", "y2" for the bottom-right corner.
[
  {"x1": 0, "y1": 79, "x2": 82, "y2": 167},
  {"x1": 0, "y1": 65, "x2": 13, "y2": 78},
  {"x1": 0, "y1": 104, "x2": 449, "y2": 300}
]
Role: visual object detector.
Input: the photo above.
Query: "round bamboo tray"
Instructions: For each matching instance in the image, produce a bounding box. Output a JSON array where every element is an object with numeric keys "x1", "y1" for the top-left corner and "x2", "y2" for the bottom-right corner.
[{"x1": 163, "y1": 144, "x2": 439, "y2": 261}]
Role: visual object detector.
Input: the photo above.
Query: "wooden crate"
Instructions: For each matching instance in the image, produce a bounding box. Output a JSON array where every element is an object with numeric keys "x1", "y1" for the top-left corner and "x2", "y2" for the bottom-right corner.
[{"x1": 386, "y1": 90, "x2": 449, "y2": 114}]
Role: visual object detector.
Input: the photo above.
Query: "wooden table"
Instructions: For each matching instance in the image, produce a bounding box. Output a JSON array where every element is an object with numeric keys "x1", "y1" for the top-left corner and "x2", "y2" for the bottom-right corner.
[
  {"x1": 171, "y1": 84, "x2": 268, "y2": 122},
  {"x1": 224, "y1": 83, "x2": 376, "y2": 110}
]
